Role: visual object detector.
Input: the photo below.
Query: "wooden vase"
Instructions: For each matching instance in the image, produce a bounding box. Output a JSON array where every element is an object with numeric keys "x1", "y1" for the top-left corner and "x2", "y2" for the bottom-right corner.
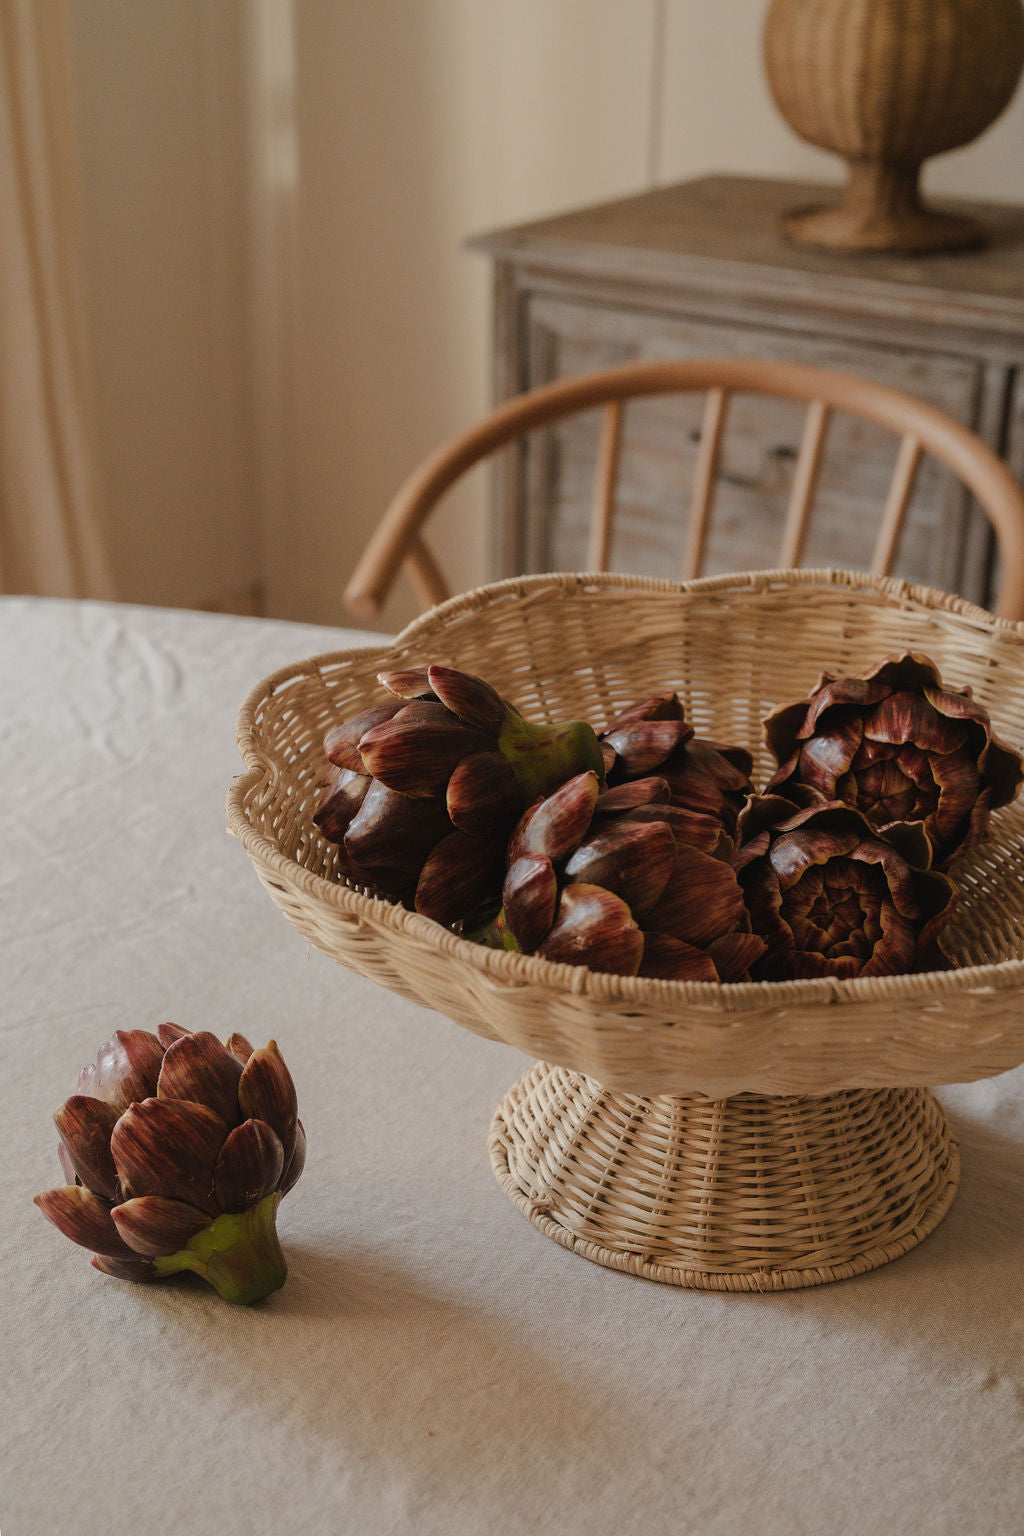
[{"x1": 763, "y1": 0, "x2": 1024, "y2": 254}]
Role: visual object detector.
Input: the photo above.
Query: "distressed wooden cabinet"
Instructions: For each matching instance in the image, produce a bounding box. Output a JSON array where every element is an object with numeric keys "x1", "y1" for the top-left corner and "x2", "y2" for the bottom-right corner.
[{"x1": 469, "y1": 175, "x2": 1024, "y2": 608}]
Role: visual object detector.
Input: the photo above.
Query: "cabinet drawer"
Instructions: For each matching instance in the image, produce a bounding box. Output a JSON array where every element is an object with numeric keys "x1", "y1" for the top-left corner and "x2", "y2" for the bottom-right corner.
[{"x1": 512, "y1": 296, "x2": 987, "y2": 603}]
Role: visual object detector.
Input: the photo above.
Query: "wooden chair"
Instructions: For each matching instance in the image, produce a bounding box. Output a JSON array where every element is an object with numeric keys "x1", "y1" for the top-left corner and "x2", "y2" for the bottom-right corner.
[{"x1": 344, "y1": 357, "x2": 1024, "y2": 622}]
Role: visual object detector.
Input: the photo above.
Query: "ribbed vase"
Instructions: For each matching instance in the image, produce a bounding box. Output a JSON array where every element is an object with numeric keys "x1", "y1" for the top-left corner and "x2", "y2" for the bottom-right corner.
[{"x1": 763, "y1": 0, "x2": 1024, "y2": 252}]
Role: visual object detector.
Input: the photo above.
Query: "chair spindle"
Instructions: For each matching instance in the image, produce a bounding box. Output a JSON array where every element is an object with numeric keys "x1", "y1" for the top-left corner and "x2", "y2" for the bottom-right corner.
[
  {"x1": 407, "y1": 535, "x2": 450, "y2": 611},
  {"x1": 872, "y1": 434, "x2": 923, "y2": 575},
  {"x1": 683, "y1": 387, "x2": 729, "y2": 579},
  {"x1": 780, "y1": 400, "x2": 830, "y2": 567},
  {"x1": 587, "y1": 401, "x2": 624, "y2": 570}
]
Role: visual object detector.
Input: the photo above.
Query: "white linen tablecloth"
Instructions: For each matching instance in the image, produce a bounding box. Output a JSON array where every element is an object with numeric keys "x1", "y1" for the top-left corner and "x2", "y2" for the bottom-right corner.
[{"x1": 3, "y1": 595, "x2": 1024, "y2": 1536}]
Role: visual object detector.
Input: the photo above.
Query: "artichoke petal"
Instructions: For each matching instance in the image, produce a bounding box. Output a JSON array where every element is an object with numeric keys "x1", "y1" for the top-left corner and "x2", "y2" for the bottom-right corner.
[
  {"x1": 594, "y1": 776, "x2": 671, "y2": 814},
  {"x1": 860, "y1": 899, "x2": 919, "y2": 977},
  {"x1": 785, "y1": 708, "x2": 862, "y2": 795},
  {"x1": 313, "y1": 767, "x2": 371, "y2": 843},
  {"x1": 619, "y1": 800, "x2": 725, "y2": 854},
  {"x1": 638, "y1": 933, "x2": 718, "y2": 982},
  {"x1": 323, "y1": 701, "x2": 404, "y2": 770},
  {"x1": 863, "y1": 691, "x2": 967, "y2": 753},
  {"x1": 537, "y1": 884, "x2": 644, "y2": 976},
  {"x1": 157, "y1": 1031, "x2": 244, "y2": 1129},
  {"x1": 376, "y1": 667, "x2": 436, "y2": 701},
  {"x1": 54, "y1": 1095, "x2": 122, "y2": 1202},
  {"x1": 852, "y1": 840, "x2": 922, "y2": 918},
  {"x1": 563, "y1": 819, "x2": 676, "y2": 918},
  {"x1": 76, "y1": 1028, "x2": 165, "y2": 1111},
  {"x1": 237, "y1": 1042, "x2": 298, "y2": 1167},
  {"x1": 446, "y1": 750, "x2": 522, "y2": 834},
  {"x1": 34, "y1": 1185, "x2": 135, "y2": 1257},
  {"x1": 214, "y1": 1118, "x2": 285, "y2": 1213},
  {"x1": 602, "y1": 692, "x2": 684, "y2": 732},
  {"x1": 91, "y1": 1252, "x2": 157, "y2": 1281},
  {"x1": 645, "y1": 844, "x2": 745, "y2": 949},
  {"x1": 604, "y1": 718, "x2": 694, "y2": 775},
  {"x1": 768, "y1": 825, "x2": 861, "y2": 891},
  {"x1": 281, "y1": 1119, "x2": 306, "y2": 1195},
  {"x1": 414, "y1": 830, "x2": 506, "y2": 927},
  {"x1": 357, "y1": 702, "x2": 491, "y2": 797},
  {"x1": 112, "y1": 1194, "x2": 212, "y2": 1256},
  {"x1": 763, "y1": 697, "x2": 816, "y2": 765},
  {"x1": 689, "y1": 738, "x2": 755, "y2": 787},
  {"x1": 344, "y1": 779, "x2": 451, "y2": 888},
  {"x1": 157, "y1": 1022, "x2": 191, "y2": 1048},
  {"x1": 981, "y1": 732, "x2": 1024, "y2": 810},
  {"x1": 927, "y1": 751, "x2": 982, "y2": 840},
  {"x1": 427, "y1": 664, "x2": 509, "y2": 735},
  {"x1": 508, "y1": 771, "x2": 600, "y2": 862},
  {"x1": 705, "y1": 930, "x2": 768, "y2": 982},
  {"x1": 658, "y1": 762, "x2": 727, "y2": 820},
  {"x1": 110, "y1": 1098, "x2": 228, "y2": 1215},
  {"x1": 225, "y1": 1032, "x2": 256, "y2": 1065},
  {"x1": 503, "y1": 855, "x2": 559, "y2": 953}
]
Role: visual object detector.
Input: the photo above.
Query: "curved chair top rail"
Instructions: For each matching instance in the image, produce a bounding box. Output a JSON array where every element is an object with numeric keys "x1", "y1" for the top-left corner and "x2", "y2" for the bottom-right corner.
[{"x1": 345, "y1": 357, "x2": 1024, "y2": 623}]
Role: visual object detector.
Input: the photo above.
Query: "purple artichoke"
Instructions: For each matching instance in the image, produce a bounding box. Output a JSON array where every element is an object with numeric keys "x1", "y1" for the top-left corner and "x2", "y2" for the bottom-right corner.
[
  {"x1": 35, "y1": 1024, "x2": 304, "y2": 1304},
  {"x1": 734, "y1": 796, "x2": 957, "y2": 981},
  {"x1": 314, "y1": 664, "x2": 605, "y2": 927},
  {"x1": 763, "y1": 653, "x2": 1024, "y2": 868},
  {"x1": 477, "y1": 769, "x2": 766, "y2": 981},
  {"x1": 600, "y1": 691, "x2": 754, "y2": 846}
]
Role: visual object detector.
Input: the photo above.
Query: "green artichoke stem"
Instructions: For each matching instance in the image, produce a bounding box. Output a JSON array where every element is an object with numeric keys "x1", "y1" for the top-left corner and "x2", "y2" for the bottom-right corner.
[
  {"x1": 499, "y1": 716, "x2": 605, "y2": 801},
  {"x1": 153, "y1": 1192, "x2": 286, "y2": 1305},
  {"x1": 465, "y1": 909, "x2": 521, "y2": 951}
]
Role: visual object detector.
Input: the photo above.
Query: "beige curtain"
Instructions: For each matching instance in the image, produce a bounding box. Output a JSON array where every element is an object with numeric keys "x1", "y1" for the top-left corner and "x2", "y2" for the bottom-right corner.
[{"x1": 0, "y1": 0, "x2": 114, "y2": 597}]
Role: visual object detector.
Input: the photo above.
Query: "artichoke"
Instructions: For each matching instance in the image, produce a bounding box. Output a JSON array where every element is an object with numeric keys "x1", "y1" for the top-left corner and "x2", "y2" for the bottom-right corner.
[
  {"x1": 478, "y1": 769, "x2": 766, "y2": 981},
  {"x1": 600, "y1": 691, "x2": 754, "y2": 845},
  {"x1": 35, "y1": 1024, "x2": 304, "y2": 1304},
  {"x1": 763, "y1": 653, "x2": 1024, "y2": 868},
  {"x1": 734, "y1": 796, "x2": 957, "y2": 981},
  {"x1": 314, "y1": 664, "x2": 605, "y2": 927}
]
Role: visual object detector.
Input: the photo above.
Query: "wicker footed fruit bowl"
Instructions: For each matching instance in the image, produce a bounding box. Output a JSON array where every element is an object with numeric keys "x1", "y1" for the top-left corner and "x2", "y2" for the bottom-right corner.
[{"x1": 228, "y1": 570, "x2": 1024, "y2": 1291}]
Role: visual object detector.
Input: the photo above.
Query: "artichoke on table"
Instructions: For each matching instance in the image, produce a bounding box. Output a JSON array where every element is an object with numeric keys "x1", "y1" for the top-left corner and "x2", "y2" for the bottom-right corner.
[{"x1": 35, "y1": 1025, "x2": 304, "y2": 1304}]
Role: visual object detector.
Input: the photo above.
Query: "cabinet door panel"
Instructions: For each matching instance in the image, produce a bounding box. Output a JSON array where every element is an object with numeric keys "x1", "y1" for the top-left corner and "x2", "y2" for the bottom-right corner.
[{"x1": 517, "y1": 297, "x2": 986, "y2": 603}]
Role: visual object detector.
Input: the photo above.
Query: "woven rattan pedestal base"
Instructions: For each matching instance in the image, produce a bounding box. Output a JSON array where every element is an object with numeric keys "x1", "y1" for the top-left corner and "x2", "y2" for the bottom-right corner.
[{"x1": 489, "y1": 1064, "x2": 959, "y2": 1291}]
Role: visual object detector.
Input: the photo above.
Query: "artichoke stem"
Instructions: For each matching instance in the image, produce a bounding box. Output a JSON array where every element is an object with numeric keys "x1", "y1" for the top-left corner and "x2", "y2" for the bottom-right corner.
[
  {"x1": 465, "y1": 910, "x2": 521, "y2": 951},
  {"x1": 500, "y1": 717, "x2": 605, "y2": 800},
  {"x1": 154, "y1": 1192, "x2": 286, "y2": 1305}
]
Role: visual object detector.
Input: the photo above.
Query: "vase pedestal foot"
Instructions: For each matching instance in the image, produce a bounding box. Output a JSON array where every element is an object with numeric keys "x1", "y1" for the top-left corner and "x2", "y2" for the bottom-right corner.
[
  {"x1": 488, "y1": 1063, "x2": 959, "y2": 1291},
  {"x1": 781, "y1": 162, "x2": 987, "y2": 254}
]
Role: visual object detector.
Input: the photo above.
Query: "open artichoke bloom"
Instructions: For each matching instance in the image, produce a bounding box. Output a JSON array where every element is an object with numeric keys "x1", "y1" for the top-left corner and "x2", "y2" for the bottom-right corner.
[
  {"x1": 35, "y1": 1025, "x2": 305, "y2": 1304},
  {"x1": 600, "y1": 691, "x2": 754, "y2": 846},
  {"x1": 314, "y1": 663, "x2": 605, "y2": 928},
  {"x1": 764, "y1": 653, "x2": 1024, "y2": 868},
  {"x1": 734, "y1": 797, "x2": 957, "y2": 982},
  {"x1": 477, "y1": 769, "x2": 766, "y2": 982}
]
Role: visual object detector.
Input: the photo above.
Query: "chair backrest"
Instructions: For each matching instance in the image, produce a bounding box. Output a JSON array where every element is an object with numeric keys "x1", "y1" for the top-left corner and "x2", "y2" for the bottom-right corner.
[{"x1": 344, "y1": 357, "x2": 1024, "y2": 622}]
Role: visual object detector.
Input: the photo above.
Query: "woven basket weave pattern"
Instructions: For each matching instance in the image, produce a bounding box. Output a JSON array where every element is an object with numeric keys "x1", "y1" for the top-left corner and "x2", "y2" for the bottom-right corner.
[
  {"x1": 488, "y1": 1064, "x2": 958, "y2": 1290},
  {"x1": 231, "y1": 569, "x2": 1024, "y2": 1101}
]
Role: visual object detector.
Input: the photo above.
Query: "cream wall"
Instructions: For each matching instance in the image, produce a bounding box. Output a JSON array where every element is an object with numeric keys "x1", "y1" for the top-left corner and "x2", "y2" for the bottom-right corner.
[
  {"x1": 66, "y1": 0, "x2": 1024, "y2": 631},
  {"x1": 68, "y1": 0, "x2": 256, "y2": 612}
]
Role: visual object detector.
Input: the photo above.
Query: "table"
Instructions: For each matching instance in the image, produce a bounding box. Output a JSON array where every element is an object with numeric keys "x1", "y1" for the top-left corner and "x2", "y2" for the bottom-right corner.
[
  {"x1": 470, "y1": 175, "x2": 1024, "y2": 608},
  {"x1": 4, "y1": 595, "x2": 1024, "y2": 1535}
]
